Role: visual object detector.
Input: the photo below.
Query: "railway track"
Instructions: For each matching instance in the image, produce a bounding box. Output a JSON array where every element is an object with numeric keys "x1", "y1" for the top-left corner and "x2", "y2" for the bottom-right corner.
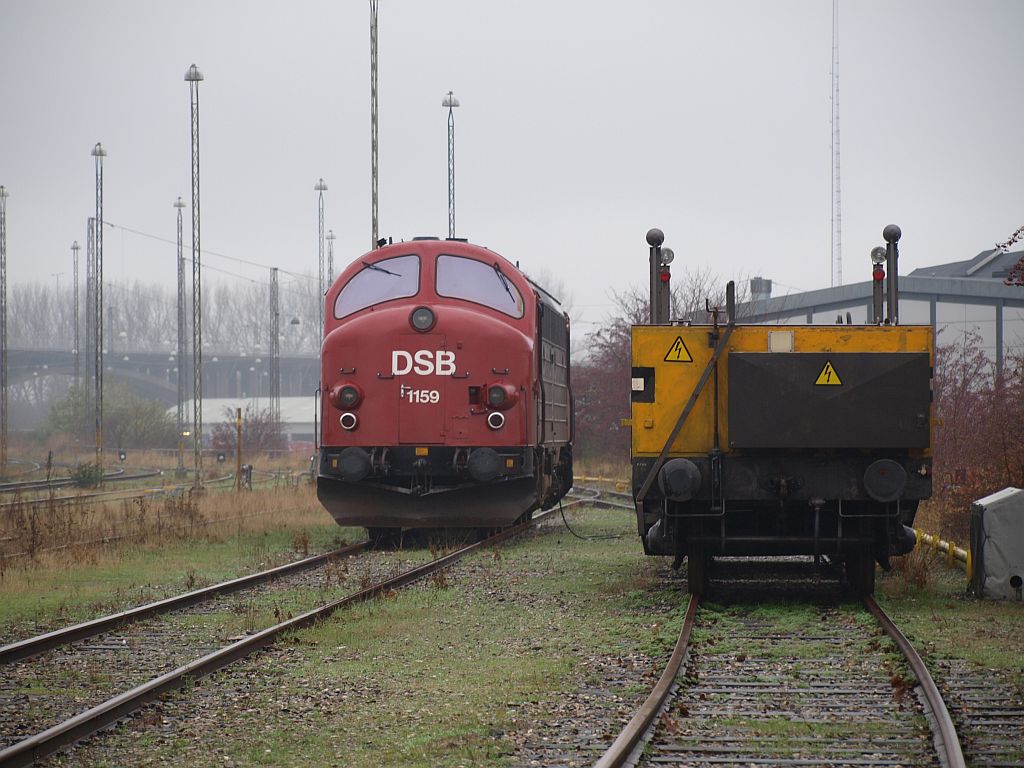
[
  {"x1": 595, "y1": 573, "x2": 967, "y2": 767},
  {"x1": 0, "y1": 463, "x2": 292, "y2": 506},
  {"x1": 0, "y1": 496, "x2": 590, "y2": 767}
]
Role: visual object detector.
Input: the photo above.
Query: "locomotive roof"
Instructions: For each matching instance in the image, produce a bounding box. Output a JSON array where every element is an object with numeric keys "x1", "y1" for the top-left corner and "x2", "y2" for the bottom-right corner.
[{"x1": 365, "y1": 236, "x2": 565, "y2": 312}]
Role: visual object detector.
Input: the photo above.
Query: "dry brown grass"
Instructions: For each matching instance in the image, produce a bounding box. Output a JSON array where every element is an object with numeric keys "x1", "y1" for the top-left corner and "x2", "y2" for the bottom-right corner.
[
  {"x1": 573, "y1": 459, "x2": 629, "y2": 486},
  {"x1": 0, "y1": 482, "x2": 325, "y2": 578},
  {"x1": 887, "y1": 545, "x2": 935, "y2": 593},
  {"x1": 913, "y1": 498, "x2": 972, "y2": 543}
]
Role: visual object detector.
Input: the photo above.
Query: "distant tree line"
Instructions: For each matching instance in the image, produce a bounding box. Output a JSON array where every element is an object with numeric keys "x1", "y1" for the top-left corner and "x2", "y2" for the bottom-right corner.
[
  {"x1": 929, "y1": 330, "x2": 1024, "y2": 539},
  {"x1": 7, "y1": 276, "x2": 323, "y2": 355},
  {"x1": 40, "y1": 381, "x2": 285, "y2": 456}
]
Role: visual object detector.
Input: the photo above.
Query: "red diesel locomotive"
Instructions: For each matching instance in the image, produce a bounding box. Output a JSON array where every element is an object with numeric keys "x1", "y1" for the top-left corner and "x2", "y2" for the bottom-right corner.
[{"x1": 316, "y1": 237, "x2": 573, "y2": 536}]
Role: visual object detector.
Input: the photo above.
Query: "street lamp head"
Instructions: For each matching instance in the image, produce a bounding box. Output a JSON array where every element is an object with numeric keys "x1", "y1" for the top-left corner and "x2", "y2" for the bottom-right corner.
[
  {"x1": 442, "y1": 91, "x2": 460, "y2": 108},
  {"x1": 870, "y1": 246, "x2": 886, "y2": 266},
  {"x1": 660, "y1": 247, "x2": 675, "y2": 266},
  {"x1": 91, "y1": 142, "x2": 106, "y2": 158},
  {"x1": 72, "y1": 240, "x2": 80, "y2": 252},
  {"x1": 315, "y1": 178, "x2": 328, "y2": 192},
  {"x1": 326, "y1": 230, "x2": 336, "y2": 241},
  {"x1": 174, "y1": 196, "x2": 186, "y2": 210},
  {"x1": 184, "y1": 64, "x2": 204, "y2": 82},
  {"x1": 882, "y1": 224, "x2": 902, "y2": 244}
]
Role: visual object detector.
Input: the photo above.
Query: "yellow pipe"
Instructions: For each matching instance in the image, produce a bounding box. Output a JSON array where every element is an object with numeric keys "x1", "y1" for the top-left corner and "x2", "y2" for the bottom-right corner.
[
  {"x1": 914, "y1": 529, "x2": 970, "y2": 578},
  {"x1": 575, "y1": 476, "x2": 629, "y2": 492}
]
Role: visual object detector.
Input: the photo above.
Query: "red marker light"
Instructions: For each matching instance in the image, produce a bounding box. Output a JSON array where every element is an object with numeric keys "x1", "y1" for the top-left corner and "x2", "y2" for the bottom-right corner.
[
  {"x1": 659, "y1": 269, "x2": 671, "y2": 283},
  {"x1": 872, "y1": 267, "x2": 885, "y2": 282}
]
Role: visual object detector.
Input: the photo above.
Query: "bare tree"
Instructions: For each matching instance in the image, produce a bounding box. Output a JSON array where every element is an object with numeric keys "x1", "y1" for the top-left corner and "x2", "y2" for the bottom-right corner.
[
  {"x1": 572, "y1": 270, "x2": 752, "y2": 464},
  {"x1": 210, "y1": 404, "x2": 285, "y2": 455}
]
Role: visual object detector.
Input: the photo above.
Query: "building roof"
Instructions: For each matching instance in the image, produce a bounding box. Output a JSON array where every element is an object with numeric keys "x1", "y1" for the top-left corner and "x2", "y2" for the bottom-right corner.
[
  {"x1": 909, "y1": 249, "x2": 1024, "y2": 281},
  {"x1": 173, "y1": 396, "x2": 316, "y2": 429}
]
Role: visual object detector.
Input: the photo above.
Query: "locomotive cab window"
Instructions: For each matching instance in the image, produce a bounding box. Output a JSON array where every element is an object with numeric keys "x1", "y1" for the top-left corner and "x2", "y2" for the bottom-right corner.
[
  {"x1": 334, "y1": 254, "x2": 420, "y2": 318},
  {"x1": 436, "y1": 254, "x2": 525, "y2": 318}
]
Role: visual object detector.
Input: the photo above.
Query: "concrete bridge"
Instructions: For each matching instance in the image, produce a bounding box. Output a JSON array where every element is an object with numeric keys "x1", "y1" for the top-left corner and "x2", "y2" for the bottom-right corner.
[{"x1": 7, "y1": 348, "x2": 320, "y2": 405}]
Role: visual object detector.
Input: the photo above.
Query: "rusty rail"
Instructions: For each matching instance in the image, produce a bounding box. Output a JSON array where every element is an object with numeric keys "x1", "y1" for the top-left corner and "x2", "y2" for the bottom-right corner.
[
  {"x1": 864, "y1": 595, "x2": 966, "y2": 768},
  {"x1": 594, "y1": 590, "x2": 964, "y2": 768},
  {"x1": 0, "y1": 501, "x2": 578, "y2": 767},
  {"x1": 0, "y1": 542, "x2": 367, "y2": 664},
  {"x1": 593, "y1": 594, "x2": 699, "y2": 768}
]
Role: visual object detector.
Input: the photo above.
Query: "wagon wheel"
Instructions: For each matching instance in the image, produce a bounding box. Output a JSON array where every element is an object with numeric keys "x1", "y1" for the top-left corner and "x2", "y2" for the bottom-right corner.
[
  {"x1": 846, "y1": 548, "x2": 876, "y2": 596},
  {"x1": 687, "y1": 545, "x2": 708, "y2": 598}
]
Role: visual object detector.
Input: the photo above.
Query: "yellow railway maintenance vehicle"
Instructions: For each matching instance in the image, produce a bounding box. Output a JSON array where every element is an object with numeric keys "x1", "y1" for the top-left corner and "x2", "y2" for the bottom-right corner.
[{"x1": 629, "y1": 226, "x2": 933, "y2": 595}]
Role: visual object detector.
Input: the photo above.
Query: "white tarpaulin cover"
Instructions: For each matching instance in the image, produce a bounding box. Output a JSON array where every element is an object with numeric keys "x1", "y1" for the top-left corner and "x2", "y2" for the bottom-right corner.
[{"x1": 970, "y1": 487, "x2": 1024, "y2": 600}]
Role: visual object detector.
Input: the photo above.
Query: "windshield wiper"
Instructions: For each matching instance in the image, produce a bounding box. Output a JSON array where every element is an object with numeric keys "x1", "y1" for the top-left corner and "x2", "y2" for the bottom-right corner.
[
  {"x1": 493, "y1": 263, "x2": 516, "y2": 303},
  {"x1": 362, "y1": 260, "x2": 400, "y2": 277}
]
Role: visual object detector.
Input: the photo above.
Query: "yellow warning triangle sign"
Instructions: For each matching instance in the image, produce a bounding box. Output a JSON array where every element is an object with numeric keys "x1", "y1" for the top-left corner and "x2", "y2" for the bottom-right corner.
[
  {"x1": 664, "y1": 336, "x2": 693, "y2": 363},
  {"x1": 815, "y1": 360, "x2": 842, "y2": 385}
]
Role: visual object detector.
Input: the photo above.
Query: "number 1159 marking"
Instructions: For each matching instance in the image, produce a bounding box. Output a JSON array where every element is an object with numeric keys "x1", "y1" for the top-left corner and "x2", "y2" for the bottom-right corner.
[{"x1": 400, "y1": 385, "x2": 440, "y2": 404}]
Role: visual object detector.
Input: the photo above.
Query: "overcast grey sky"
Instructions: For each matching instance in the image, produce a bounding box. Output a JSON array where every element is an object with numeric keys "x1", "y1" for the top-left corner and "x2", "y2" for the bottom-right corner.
[{"x1": 2, "y1": 0, "x2": 1022, "y2": 330}]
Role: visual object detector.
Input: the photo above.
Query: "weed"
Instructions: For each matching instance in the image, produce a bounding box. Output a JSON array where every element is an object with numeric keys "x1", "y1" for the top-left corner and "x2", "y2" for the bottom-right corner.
[
  {"x1": 70, "y1": 462, "x2": 104, "y2": 488},
  {"x1": 429, "y1": 569, "x2": 450, "y2": 590},
  {"x1": 889, "y1": 547, "x2": 934, "y2": 593},
  {"x1": 292, "y1": 531, "x2": 310, "y2": 556},
  {"x1": 321, "y1": 556, "x2": 348, "y2": 589},
  {"x1": 232, "y1": 599, "x2": 259, "y2": 633}
]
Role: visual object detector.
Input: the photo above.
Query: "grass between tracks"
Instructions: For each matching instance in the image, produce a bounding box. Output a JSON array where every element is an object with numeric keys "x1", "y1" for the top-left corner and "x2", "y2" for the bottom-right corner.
[
  {"x1": 228, "y1": 511, "x2": 680, "y2": 768},
  {"x1": 7, "y1": 491, "x2": 1023, "y2": 766},
  {"x1": 876, "y1": 555, "x2": 1024, "y2": 686},
  {"x1": 0, "y1": 485, "x2": 354, "y2": 638},
  {"x1": 43, "y1": 508, "x2": 681, "y2": 768}
]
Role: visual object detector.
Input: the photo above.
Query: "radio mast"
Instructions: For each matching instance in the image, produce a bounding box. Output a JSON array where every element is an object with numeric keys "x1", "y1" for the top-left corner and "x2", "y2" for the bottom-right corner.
[
  {"x1": 370, "y1": 0, "x2": 379, "y2": 249},
  {"x1": 830, "y1": 0, "x2": 842, "y2": 287}
]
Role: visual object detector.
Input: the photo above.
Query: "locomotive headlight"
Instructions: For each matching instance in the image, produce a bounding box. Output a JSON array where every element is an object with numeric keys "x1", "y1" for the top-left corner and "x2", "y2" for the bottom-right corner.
[
  {"x1": 329, "y1": 382, "x2": 363, "y2": 410},
  {"x1": 485, "y1": 382, "x2": 519, "y2": 410},
  {"x1": 339, "y1": 385, "x2": 361, "y2": 408},
  {"x1": 410, "y1": 306, "x2": 436, "y2": 332},
  {"x1": 487, "y1": 385, "x2": 506, "y2": 407}
]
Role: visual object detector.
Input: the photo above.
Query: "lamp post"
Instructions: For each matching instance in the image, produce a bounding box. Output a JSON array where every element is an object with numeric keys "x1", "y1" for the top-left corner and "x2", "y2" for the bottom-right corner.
[
  {"x1": 71, "y1": 241, "x2": 80, "y2": 390},
  {"x1": 289, "y1": 316, "x2": 301, "y2": 356},
  {"x1": 883, "y1": 224, "x2": 901, "y2": 326},
  {"x1": 370, "y1": 0, "x2": 379, "y2": 249},
  {"x1": 91, "y1": 142, "x2": 106, "y2": 469},
  {"x1": 442, "y1": 90, "x2": 460, "y2": 239},
  {"x1": 174, "y1": 196, "x2": 187, "y2": 478},
  {"x1": 646, "y1": 228, "x2": 673, "y2": 325},
  {"x1": 0, "y1": 185, "x2": 8, "y2": 479},
  {"x1": 269, "y1": 267, "x2": 281, "y2": 427},
  {"x1": 870, "y1": 246, "x2": 886, "y2": 325},
  {"x1": 315, "y1": 178, "x2": 327, "y2": 342},
  {"x1": 326, "y1": 229, "x2": 336, "y2": 284},
  {"x1": 185, "y1": 63, "x2": 204, "y2": 489}
]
